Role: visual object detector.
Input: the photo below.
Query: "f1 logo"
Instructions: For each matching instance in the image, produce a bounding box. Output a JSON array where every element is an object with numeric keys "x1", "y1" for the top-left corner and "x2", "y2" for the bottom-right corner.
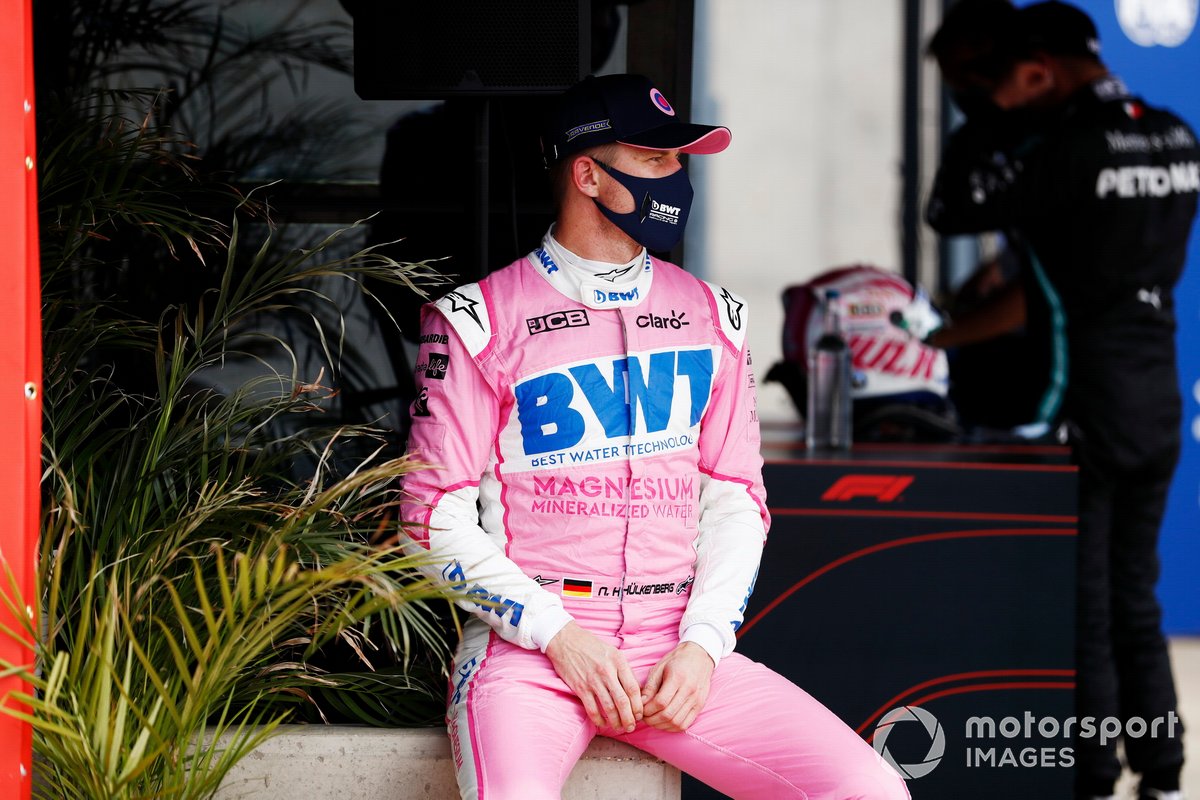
[{"x1": 821, "y1": 475, "x2": 914, "y2": 502}]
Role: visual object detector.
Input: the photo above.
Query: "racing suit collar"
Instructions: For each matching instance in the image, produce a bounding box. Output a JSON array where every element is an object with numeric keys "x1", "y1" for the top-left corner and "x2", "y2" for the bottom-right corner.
[
  {"x1": 1088, "y1": 74, "x2": 1130, "y2": 103},
  {"x1": 1054, "y1": 75, "x2": 1130, "y2": 128},
  {"x1": 529, "y1": 227, "x2": 654, "y2": 309}
]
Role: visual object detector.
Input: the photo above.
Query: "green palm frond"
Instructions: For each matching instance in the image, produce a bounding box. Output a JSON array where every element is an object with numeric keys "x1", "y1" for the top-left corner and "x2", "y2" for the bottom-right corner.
[
  {"x1": 26, "y1": 2, "x2": 464, "y2": 794},
  {"x1": 32, "y1": 149, "x2": 452, "y2": 799},
  {"x1": 38, "y1": 89, "x2": 231, "y2": 277},
  {"x1": 3, "y1": 531, "x2": 452, "y2": 800}
]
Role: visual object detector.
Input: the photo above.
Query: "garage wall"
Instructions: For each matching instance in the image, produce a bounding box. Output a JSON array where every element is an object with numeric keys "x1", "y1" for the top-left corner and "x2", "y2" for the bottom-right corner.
[{"x1": 688, "y1": 0, "x2": 905, "y2": 420}]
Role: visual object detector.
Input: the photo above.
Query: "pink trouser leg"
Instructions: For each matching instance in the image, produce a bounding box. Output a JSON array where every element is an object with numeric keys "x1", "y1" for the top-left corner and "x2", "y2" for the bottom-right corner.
[
  {"x1": 447, "y1": 625, "x2": 597, "y2": 800},
  {"x1": 616, "y1": 653, "x2": 911, "y2": 800},
  {"x1": 447, "y1": 606, "x2": 910, "y2": 800}
]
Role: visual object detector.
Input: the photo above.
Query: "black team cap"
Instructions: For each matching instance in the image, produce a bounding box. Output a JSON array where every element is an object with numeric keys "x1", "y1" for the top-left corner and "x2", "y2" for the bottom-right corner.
[
  {"x1": 1019, "y1": 1, "x2": 1101, "y2": 59},
  {"x1": 542, "y1": 73, "x2": 731, "y2": 164}
]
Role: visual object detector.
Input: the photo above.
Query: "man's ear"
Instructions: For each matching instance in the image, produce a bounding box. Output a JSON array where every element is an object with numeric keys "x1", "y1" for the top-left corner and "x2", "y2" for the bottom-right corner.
[
  {"x1": 1022, "y1": 56, "x2": 1056, "y2": 99},
  {"x1": 991, "y1": 58, "x2": 1055, "y2": 109},
  {"x1": 572, "y1": 155, "x2": 603, "y2": 199}
]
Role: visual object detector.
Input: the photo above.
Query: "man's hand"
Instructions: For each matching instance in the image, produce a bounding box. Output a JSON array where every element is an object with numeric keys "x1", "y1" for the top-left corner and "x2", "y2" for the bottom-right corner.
[
  {"x1": 640, "y1": 642, "x2": 715, "y2": 732},
  {"x1": 545, "y1": 622, "x2": 643, "y2": 732},
  {"x1": 888, "y1": 287, "x2": 945, "y2": 344}
]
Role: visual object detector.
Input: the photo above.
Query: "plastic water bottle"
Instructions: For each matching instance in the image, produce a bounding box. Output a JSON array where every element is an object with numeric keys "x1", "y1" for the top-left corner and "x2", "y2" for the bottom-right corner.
[{"x1": 806, "y1": 289, "x2": 852, "y2": 451}]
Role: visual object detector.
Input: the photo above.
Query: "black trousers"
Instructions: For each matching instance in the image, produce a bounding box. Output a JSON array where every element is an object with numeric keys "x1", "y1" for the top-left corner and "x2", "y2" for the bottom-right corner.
[{"x1": 1074, "y1": 435, "x2": 1185, "y2": 796}]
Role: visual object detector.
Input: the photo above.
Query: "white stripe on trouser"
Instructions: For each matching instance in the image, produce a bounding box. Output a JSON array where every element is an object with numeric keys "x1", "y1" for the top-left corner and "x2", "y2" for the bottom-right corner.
[{"x1": 446, "y1": 620, "x2": 491, "y2": 800}]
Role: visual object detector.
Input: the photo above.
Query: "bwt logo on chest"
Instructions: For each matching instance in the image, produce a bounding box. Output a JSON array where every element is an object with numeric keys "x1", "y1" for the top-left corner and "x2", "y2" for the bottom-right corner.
[{"x1": 514, "y1": 348, "x2": 715, "y2": 456}]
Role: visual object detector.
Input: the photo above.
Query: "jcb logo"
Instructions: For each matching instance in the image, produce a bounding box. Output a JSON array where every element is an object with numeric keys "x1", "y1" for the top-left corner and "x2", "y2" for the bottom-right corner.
[
  {"x1": 527, "y1": 308, "x2": 590, "y2": 336},
  {"x1": 821, "y1": 475, "x2": 914, "y2": 502}
]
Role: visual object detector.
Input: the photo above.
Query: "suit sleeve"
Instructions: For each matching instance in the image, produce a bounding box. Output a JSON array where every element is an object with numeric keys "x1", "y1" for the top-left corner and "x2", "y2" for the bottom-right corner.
[
  {"x1": 399, "y1": 304, "x2": 573, "y2": 651},
  {"x1": 926, "y1": 115, "x2": 1067, "y2": 235},
  {"x1": 679, "y1": 294, "x2": 770, "y2": 664},
  {"x1": 926, "y1": 118, "x2": 1027, "y2": 234}
]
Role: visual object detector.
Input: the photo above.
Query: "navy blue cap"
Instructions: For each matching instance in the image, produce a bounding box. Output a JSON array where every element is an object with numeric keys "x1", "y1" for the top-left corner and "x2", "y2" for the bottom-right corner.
[
  {"x1": 542, "y1": 73, "x2": 731, "y2": 163},
  {"x1": 1020, "y1": 1, "x2": 1101, "y2": 59}
]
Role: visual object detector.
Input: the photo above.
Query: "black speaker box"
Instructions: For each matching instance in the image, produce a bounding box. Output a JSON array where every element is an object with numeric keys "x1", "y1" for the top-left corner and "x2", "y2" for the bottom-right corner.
[{"x1": 353, "y1": 1, "x2": 592, "y2": 99}]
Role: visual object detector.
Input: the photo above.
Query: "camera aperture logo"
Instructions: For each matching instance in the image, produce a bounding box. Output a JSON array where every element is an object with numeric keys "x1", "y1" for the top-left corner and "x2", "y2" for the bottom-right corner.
[{"x1": 872, "y1": 706, "x2": 946, "y2": 780}]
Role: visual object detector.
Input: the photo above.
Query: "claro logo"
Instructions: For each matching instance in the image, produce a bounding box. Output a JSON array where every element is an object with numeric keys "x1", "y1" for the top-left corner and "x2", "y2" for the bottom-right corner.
[{"x1": 821, "y1": 475, "x2": 914, "y2": 502}]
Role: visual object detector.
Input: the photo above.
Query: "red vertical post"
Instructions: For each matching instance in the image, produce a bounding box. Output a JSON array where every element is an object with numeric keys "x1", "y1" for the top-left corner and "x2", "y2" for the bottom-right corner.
[{"x1": 0, "y1": 0, "x2": 40, "y2": 797}]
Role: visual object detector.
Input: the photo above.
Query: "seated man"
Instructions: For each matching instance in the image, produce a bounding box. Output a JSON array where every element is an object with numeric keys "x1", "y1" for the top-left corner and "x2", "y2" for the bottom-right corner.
[{"x1": 400, "y1": 73, "x2": 908, "y2": 800}]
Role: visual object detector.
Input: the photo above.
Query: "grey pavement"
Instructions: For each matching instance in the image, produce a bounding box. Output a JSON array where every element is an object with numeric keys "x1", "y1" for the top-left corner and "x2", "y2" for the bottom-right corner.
[{"x1": 1114, "y1": 637, "x2": 1199, "y2": 798}]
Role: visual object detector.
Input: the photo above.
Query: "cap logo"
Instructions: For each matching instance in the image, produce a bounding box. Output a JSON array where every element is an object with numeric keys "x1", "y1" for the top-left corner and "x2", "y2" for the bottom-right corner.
[
  {"x1": 566, "y1": 119, "x2": 612, "y2": 141},
  {"x1": 650, "y1": 88, "x2": 675, "y2": 116}
]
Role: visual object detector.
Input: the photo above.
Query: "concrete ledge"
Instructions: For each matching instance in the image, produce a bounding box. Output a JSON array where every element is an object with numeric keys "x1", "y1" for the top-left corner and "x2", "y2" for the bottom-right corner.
[{"x1": 214, "y1": 725, "x2": 682, "y2": 800}]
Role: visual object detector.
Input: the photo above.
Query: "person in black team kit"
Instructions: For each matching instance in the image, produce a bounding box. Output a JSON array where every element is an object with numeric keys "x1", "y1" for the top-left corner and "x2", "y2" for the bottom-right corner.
[{"x1": 924, "y1": 2, "x2": 1200, "y2": 799}]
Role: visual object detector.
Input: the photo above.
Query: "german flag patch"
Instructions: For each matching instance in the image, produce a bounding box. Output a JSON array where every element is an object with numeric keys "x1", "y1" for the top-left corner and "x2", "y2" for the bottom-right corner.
[{"x1": 562, "y1": 578, "x2": 593, "y2": 598}]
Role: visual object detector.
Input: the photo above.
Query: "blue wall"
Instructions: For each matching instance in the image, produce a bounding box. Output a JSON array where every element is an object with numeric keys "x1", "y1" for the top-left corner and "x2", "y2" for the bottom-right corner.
[{"x1": 1013, "y1": 0, "x2": 1200, "y2": 633}]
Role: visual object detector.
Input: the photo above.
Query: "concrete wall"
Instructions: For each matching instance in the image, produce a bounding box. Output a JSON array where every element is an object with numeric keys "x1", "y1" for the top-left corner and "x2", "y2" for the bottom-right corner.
[
  {"x1": 689, "y1": 0, "x2": 905, "y2": 421},
  {"x1": 213, "y1": 726, "x2": 681, "y2": 800}
]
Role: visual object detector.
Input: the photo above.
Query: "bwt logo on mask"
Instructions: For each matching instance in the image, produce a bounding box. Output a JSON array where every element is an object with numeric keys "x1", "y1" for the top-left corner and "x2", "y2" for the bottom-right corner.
[
  {"x1": 648, "y1": 199, "x2": 681, "y2": 225},
  {"x1": 514, "y1": 348, "x2": 714, "y2": 456},
  {"x1": 594, "y1": 287, "x2": 640, "y2": 304}
]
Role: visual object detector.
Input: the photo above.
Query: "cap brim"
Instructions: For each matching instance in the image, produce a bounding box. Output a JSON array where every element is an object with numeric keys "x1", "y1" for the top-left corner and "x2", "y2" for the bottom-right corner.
[{"x1": 619, "y1": 123, "x2": 731, "y2": 155}]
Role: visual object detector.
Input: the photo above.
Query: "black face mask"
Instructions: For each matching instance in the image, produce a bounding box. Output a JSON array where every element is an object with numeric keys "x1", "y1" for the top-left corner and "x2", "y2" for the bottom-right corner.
[
  {"x1": 592, "y1": 160, "x2": 694, "y2": 252},
  {"x1": 950, "y1": 88, "x2": 1002, "y2": 122}
]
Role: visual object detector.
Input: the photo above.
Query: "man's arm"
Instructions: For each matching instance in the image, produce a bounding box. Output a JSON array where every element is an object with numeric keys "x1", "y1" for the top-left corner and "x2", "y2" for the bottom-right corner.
[
  {"x1": 642, "y1": 288, "x2": 768, "y2": 732},
  {"x1": 680, "y1": 296, "x2": 769, "y2": 663},
  {"x1": 928, "y1": 279, "x2": 1028, "y2": 348},
  {"x1": 400, "y1": 304, "x2": 573, "y2": 651},
  {"x1": 926, "y1": 116, "x2": 1033, "y2": 235}
]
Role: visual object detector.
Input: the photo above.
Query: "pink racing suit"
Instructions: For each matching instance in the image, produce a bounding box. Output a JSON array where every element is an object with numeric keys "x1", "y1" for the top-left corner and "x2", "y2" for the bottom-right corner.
[{"x1": 400, "y1": 233, "x2": 908, "y2": 800}]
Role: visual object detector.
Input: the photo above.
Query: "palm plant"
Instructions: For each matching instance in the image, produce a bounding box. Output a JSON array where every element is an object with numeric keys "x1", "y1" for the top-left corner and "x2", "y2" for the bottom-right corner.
[
  {"x1": 0, "y1": 1, "x2": 464, "y2": 796},
  {"x1": 13, "y1": 185, "x2": 458, "y2": 796},
  {"x1": 35, "y1": 0, "x2": 363, "y2": 182}
]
